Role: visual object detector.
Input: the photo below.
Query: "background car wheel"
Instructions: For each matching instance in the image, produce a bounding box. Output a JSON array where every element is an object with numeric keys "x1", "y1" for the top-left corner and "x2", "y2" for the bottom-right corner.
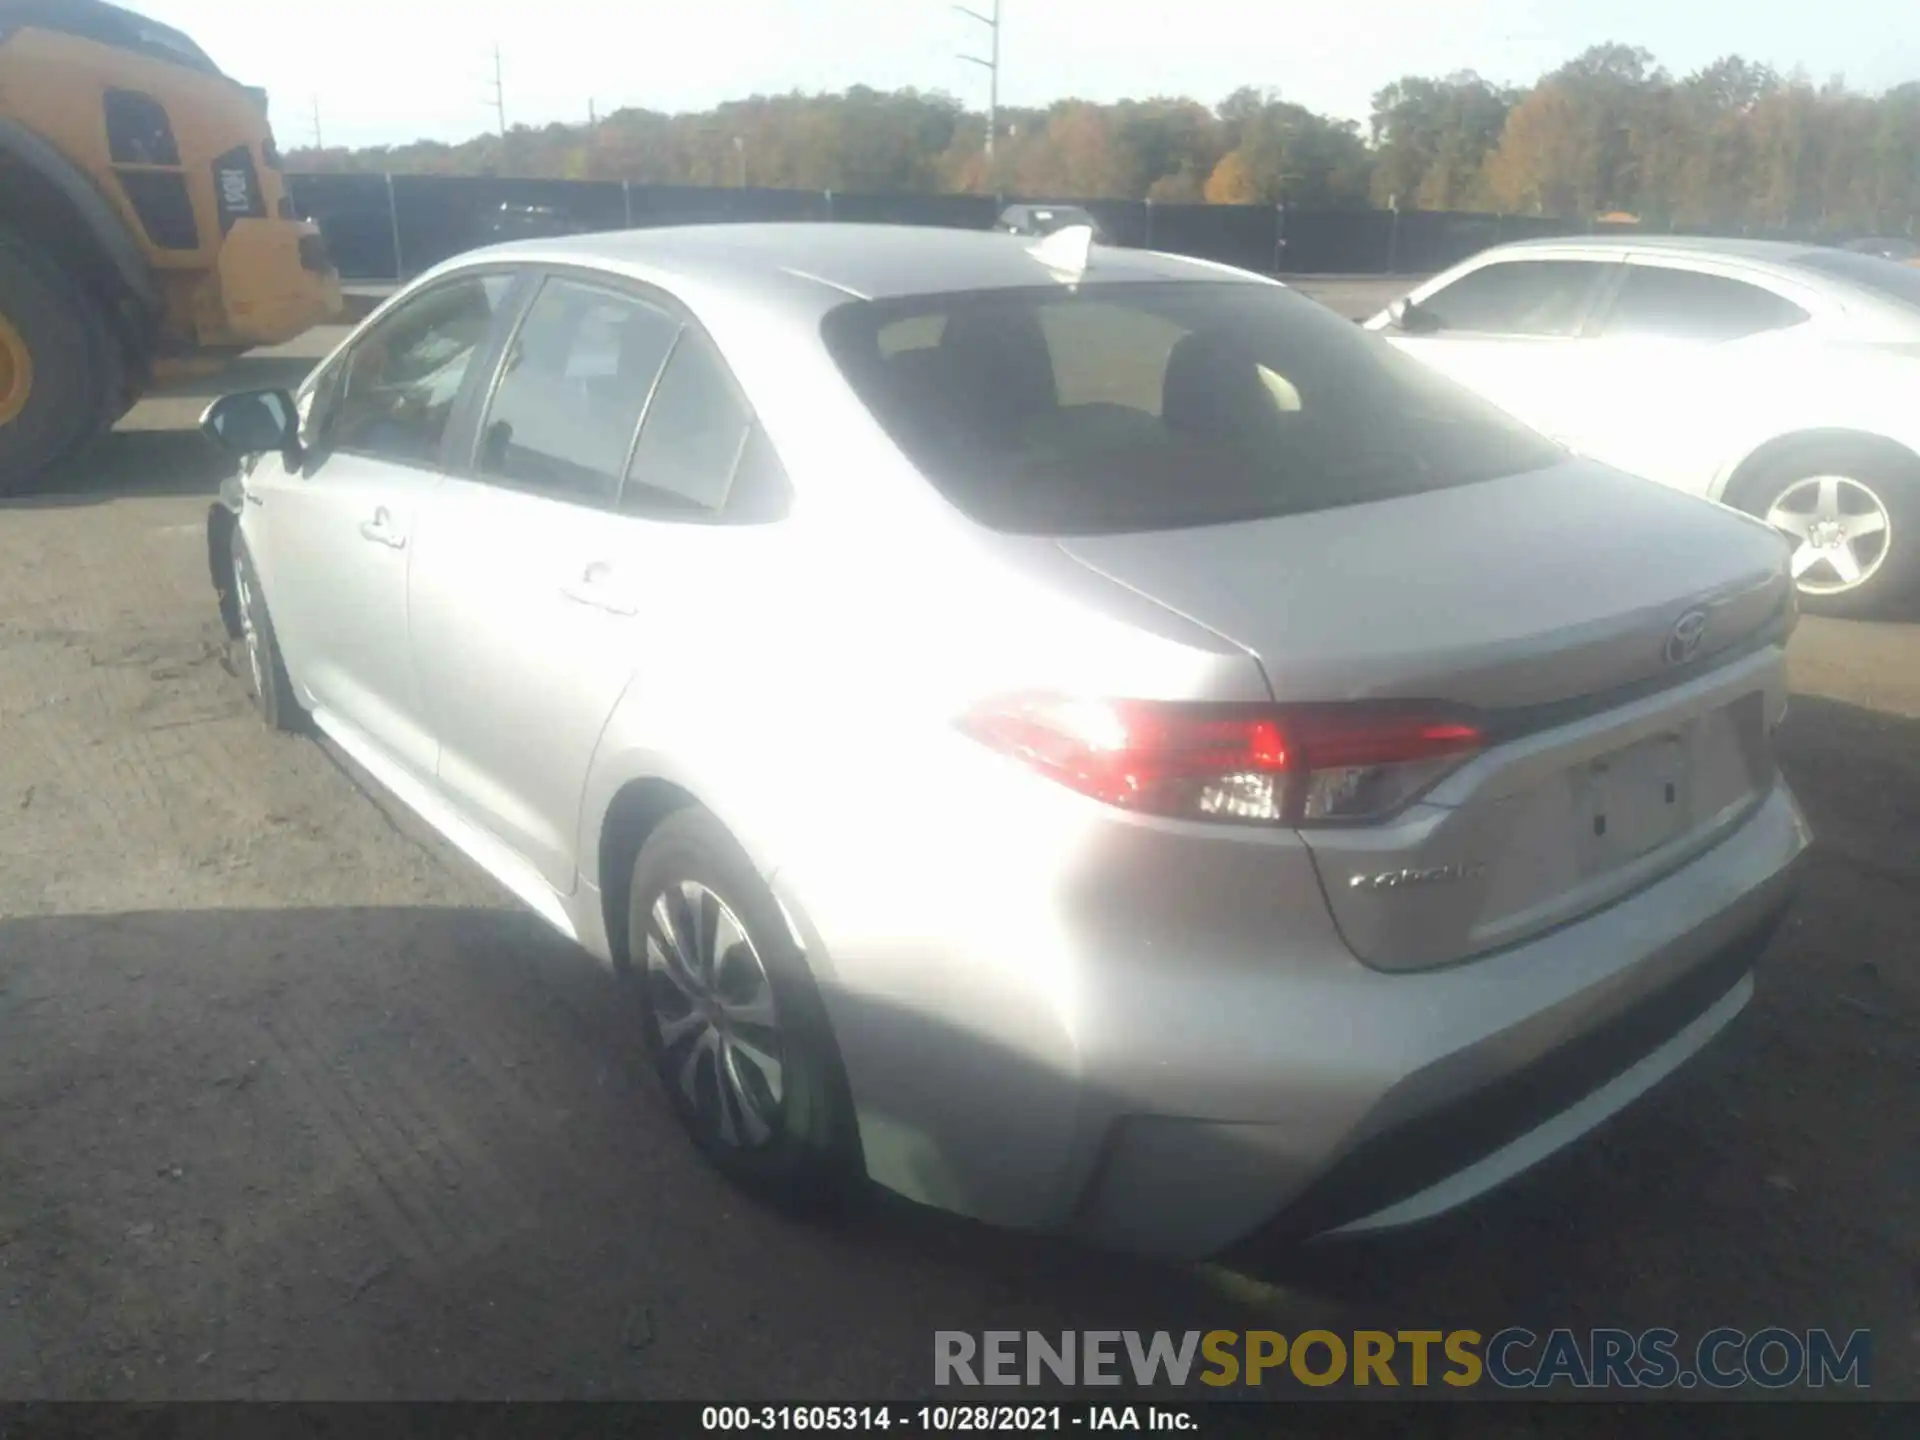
[
  {"x1": 0, "y1": 227, "x2": 127, "y2": 497},
  {"x1": 229, "y1": 531, "x2": 306, "y2": 732},
  {"x1": 1731, "y1": 446, "x2": 1920, "y2": 618},
  {"x1": 623, "y1": 808, "x2": 861, "y2": 1211}
]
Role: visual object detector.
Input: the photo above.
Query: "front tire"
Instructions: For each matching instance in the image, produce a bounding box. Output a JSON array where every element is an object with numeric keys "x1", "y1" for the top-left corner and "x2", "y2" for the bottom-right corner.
[
  {"x1": 1730, "y1": 446, "x2": 1920, "y2": 618},
  {"x1": 0, "y1": 228, "x2": 126, "y2": 497},
  {"x1": 229, "y1": 530, "x2": 305, "y2": 732},
  {"x1": 623, "y1": 808, "x2": 861, "y2": 1210}
]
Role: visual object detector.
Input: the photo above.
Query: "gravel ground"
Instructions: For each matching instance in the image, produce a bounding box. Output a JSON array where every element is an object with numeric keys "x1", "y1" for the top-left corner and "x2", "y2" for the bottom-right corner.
[{"x1": 0, "y1": 298, "x2": 1914, "y2": 1407}]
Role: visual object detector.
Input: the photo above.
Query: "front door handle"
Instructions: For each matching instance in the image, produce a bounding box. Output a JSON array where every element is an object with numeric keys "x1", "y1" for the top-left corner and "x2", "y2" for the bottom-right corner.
[
  {"x1": 358, "y1": 507, "x2": 406, "y2": 549},
  {"x1": 560, "y1": 562, "x2": 639, "y2": 616}
]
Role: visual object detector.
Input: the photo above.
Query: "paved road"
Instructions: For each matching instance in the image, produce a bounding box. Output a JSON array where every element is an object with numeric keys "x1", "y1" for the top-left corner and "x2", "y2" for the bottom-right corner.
[{"x1": 0, "y1": 286, "x2": 1915, "y2": 1404}]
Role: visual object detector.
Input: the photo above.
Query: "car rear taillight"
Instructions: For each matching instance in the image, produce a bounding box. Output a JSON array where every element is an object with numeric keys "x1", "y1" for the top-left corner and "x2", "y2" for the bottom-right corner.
[{"x1": 959, "y1": 696, "x2": 1482, "y2": 826}]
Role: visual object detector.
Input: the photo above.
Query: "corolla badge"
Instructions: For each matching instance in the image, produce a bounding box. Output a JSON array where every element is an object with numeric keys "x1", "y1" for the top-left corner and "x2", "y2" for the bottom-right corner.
[
  {"x1": 1348, "y1": 863, "x2": 1486, "y2": 892},
  {"x1": 1664, "y1": 607, "x2": 1710, "y2": 667}
]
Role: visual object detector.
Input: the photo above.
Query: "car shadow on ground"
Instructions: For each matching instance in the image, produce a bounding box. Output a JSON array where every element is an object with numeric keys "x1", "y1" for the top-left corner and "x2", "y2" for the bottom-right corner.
[
  {"x1": 1, "y1": 770, "x2": 1913, "y2": 1404},
  {"x1": 3, "y1": 431, "x2": 234, "y2": 510},
  {"x1": 0, "y1": 905, "x2": 1252, "y2": 1402}
]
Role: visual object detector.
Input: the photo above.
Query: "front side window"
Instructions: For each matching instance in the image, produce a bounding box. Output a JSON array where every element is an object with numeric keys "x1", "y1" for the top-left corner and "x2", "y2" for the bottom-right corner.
[
  {"x1": 1416, "y1": 259, "x2": 1613, "y2": 337},
  {"x1": 324, "y1": 273, "x2": 513, "y2": 467},
  {"x1": 823, "y1": 280, "x2": 1564, "y2": 537},
  {"x1": 1599, "y1": 266, "x2": 1809, "y2": 341},
  {"x1": 476, "y1": 277, "x2": 680, "y2": 504}
]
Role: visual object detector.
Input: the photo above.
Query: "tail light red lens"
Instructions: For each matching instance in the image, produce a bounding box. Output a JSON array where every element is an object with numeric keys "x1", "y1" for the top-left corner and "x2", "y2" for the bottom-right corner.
[{"x1": 959, "y1": 695, "x2": 1483, "y2": 826}]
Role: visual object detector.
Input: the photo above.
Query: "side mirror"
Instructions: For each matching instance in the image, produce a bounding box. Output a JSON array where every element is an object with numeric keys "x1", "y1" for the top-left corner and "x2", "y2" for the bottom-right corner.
[
  {"x1": 201, "y1": 388, "x2": 299, "y2": 459},
  {"x1": 1387, "y1": 297, "x2": 1442, "y2": 335}
]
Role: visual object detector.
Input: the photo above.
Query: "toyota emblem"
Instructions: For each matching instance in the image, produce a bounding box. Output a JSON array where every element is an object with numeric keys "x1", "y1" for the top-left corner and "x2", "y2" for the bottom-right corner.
[{"x1": 1663, "y1": 608, "x2": 1710, "y2": 666}]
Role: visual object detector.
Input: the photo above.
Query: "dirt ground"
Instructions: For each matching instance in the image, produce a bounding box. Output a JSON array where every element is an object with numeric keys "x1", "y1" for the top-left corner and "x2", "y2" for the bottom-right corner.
[{"x1": 0, "y1": 300, "x2": 1916, "y2": 1408}]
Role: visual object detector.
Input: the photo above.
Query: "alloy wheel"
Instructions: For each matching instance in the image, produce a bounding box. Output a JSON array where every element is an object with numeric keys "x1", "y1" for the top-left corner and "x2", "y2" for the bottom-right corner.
[
  {"x1": 644, "y1": 880, "x2": 785, "y2": 1149},
  {"x1": 232, "y1": 554, "x2": 268, "y2": 700},
  {"x1": 1766, "y1": 474, "x2": 1893, "y2": 596}
]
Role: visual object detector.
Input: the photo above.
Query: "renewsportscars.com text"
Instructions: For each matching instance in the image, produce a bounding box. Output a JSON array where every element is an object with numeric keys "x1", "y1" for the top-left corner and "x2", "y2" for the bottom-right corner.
[{"x1": 934, "y1": 1327, "x2": 1872, "y2": 1391}]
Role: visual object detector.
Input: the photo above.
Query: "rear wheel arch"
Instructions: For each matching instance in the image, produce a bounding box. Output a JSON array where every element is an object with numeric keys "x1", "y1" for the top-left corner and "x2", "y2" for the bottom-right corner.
[
  {"x1": 1718, "y1": 428, "x2": 1920, "y2": 616},
  {"x1": 1716, "y1": 428, "x2": 1920, "y2": 510},
  {"x1": 593, "y1": 762, "x2": 803, "y2": 973},
  {"x1": 597, "y1": 776, "x2": 702, "y2": 972}
]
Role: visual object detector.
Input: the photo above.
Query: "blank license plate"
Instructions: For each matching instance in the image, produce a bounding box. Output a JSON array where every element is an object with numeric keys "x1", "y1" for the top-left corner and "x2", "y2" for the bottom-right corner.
[{"x1": 1574, "y1": 731, "x2": 1691, "y2": 874}]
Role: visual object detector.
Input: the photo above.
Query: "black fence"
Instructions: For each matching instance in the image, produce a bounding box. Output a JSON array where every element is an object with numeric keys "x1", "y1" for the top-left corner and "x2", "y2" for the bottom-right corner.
[{"x1": 286, "y1": 172, "x2": 1851, "y2": 284}]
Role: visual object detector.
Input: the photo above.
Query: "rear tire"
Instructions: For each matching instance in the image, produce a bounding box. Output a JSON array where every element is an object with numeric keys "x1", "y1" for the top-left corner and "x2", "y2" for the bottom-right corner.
[
  {"x1": 0, "y1": 227, "x2": 125, "y2": 497},
  {"x1": 229, "y1": 530, "x2": 305, "y2": 733},
  {"x1": 622, "y1": 808, "x2": 862, "y2": 1211},
  {"x1": 1728, "y1": 444, "x2": 1920, "y2": 619}
]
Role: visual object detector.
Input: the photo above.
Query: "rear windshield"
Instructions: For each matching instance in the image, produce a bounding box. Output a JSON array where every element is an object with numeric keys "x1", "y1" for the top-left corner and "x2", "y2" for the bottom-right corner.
[
  {"x1": 820, "y1": 280, "x2": 1563, "y2": 536},
  {"x1": 1795, "y1": 249, "x2": 1920, "y2": 312}
]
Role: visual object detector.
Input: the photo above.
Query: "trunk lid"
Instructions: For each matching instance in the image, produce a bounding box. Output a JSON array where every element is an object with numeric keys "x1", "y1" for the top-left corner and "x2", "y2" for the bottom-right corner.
[
  {"x1": 1055, "y1": 460, "x2": 1795, "y2": 971},
  {"x1": 1054, "y1": 459, "x2": 1791, "y2": 712}
]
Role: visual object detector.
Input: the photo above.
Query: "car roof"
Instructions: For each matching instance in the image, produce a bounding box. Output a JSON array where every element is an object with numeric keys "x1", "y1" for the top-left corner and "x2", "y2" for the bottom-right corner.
[
  {"x1": 443, "y1": 222, "x2": 1268, "y2": 307},
  {"x1": 1482, "y1": 233, "x2": 1829, "y2": 267}
]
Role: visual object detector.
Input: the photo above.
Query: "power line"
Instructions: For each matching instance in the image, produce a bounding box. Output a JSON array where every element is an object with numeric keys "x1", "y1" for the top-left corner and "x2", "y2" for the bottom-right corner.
[{"x1": 953, "y1": 0, "x2": 1000, "y2": 157}]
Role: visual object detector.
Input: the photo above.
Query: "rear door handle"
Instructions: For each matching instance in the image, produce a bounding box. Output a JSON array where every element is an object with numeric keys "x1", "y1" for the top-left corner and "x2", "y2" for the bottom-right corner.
[
  {"x1": 560, "y1": 562, "x2": 639, "y2": 616},
  {"x1": 359, "y1": 507, "x2": 406, "y2": 549}
]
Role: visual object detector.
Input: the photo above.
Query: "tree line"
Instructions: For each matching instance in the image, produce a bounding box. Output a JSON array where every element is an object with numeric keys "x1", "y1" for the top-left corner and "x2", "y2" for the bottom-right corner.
[{"x1": 289, "y1": 44, "x2": 1920, "y2": 233}]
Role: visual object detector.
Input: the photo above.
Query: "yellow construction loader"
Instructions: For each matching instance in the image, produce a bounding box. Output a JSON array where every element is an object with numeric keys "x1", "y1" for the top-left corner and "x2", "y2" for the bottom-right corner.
[{"x1": 0, "y1": 0, "x2": 340, "y2": 493}]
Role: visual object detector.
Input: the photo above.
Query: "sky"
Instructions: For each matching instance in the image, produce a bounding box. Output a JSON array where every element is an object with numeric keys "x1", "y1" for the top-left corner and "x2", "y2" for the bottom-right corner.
[{"x1": 141, "y1": 0, "x2": 1920, "y2": 151}]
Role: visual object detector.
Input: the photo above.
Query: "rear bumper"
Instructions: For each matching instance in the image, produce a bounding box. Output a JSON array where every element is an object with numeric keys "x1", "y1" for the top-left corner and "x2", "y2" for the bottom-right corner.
[
  {"x1": 1225, "y1": 891, "x2": 1787, "y2": 1258},
  {"x1": 1075, "y1": 783, "x2": 1806, "y2": 1258},
  {"x1": 781, "y1": 777, "x2": 1808, "y2": 1260}
]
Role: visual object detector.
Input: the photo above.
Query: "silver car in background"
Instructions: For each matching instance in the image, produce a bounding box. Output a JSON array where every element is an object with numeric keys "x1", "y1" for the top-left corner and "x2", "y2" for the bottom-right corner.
[
  {"x1": 1369, "y1": 236, "x2": 1920, "y2": 616},
  {"x1": 201, "y1": 223, "x2": 1808, "y2": 1260}
]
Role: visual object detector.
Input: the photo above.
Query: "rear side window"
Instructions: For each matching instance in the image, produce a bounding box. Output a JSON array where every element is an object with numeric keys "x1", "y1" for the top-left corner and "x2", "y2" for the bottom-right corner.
[
  {"x1": 1599, "y1": 266, "x2": 1808, "y2": 341},
  {"x1": 1416, "y1": 260, "x2": 1611, "y2": 336},
  {"x1": 476, "y1": 277, "x2": 679, "y2": 504},
  {"x1": 622, "y1": 329, "x2": 772, "y2": 518},
  {"x1": 822, "y1": 280, "x2": 1564, "y2": 536}
]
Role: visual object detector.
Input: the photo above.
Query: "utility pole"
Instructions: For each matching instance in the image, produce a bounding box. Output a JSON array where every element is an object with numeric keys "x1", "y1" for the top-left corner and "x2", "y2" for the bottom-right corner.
[
  {"x1": 954, "y1": 0, "x2": 1000, "y2": 157},
  {"x1": 487, "y1": 43, "x2": 507, "y2": 139},
  {"x1": 310, "y1": 94, "x2": 322, "y2": 150}
]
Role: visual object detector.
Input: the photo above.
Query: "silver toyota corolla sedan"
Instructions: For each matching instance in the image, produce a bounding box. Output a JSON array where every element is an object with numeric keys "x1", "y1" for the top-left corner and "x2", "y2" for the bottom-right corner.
[{"x1": 199, "y1": 222, "x2": 1809, "y2": 1260}]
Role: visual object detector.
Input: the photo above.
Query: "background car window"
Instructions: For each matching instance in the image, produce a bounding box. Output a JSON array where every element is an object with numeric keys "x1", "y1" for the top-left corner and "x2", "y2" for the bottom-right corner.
[
  {"x1": 1793, "y1": 249, "x2": 1920, "y2": 313},
  {"x1": 621, "y1": 330, "x2": 756, "y2": 517},
  {"x1": 477, "y1": 278, "x2": 679, "y2": 504},
  {"x1": 822, "y1": 280, "x2": 1564, "y2": 537},
  {"x1": 1416, "y1": 260, "x2": 1609, "y2": 336},
  {"x1": 328, "y1": 274, "x2": 513, "y2": 466},
  {"x1": 1599, "y1": 266, "x2": 1809, "y2": 341},
  {"x1": 877, "y1": 313, "x2": 947, "y2": 357},
  {"x1": 1040, "y1": 303, "x2": 1186, "y2": 414}
]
